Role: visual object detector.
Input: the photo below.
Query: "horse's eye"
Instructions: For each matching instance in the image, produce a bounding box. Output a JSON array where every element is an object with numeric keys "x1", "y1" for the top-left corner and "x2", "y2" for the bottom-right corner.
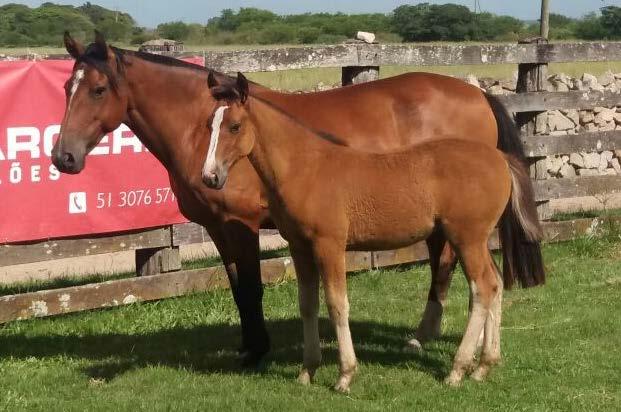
[
  {"x1": 229, "y1": 123, "x2": 241, "y2": 134},
  {"x1": 93, "y1": 86, "x2": 107, "y2": 98}
]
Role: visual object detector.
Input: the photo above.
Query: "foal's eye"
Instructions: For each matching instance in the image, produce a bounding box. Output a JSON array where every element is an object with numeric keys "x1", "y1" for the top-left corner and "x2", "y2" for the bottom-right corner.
[
  {"x1": 229, "y1": 123, "x2": 241, "y2": 134},
  {"x1": 93, "y1": 86, "x2": 107, "y2": 98}
]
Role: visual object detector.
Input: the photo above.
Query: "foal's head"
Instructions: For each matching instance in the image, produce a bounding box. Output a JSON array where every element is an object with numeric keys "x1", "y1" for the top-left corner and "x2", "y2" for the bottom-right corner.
[
  {"x1": 202, "y1": 72, "x2": 253, "y2": 189},
  {"x1": 51, "y1": 31, "x2": 128, "y2": 173}
]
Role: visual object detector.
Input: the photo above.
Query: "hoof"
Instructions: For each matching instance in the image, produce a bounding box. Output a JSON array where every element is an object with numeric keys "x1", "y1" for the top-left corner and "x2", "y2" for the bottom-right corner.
[
  {"x1": 333, "y1": 379, "x2": 351, "y2": 394},
  {"x1": 470, "y1": 364, "x2": 490, "y2": 382},
  {"x1": 404, "y1": 338, "x2": 423, "y2": 353},
  {"x1": 444, "y1": 370, "x2": 465, "y2": 387},
  {"x1": 297, "y1": 370, "x2": 313, "y2": 385},
  {"x1": 239, "y1": 349, "x2": 269, "y2": 370}
]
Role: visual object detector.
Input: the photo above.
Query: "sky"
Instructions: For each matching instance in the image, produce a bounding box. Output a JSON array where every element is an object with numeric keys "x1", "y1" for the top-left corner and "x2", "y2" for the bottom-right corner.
[{"x1": 5, "y1": 1, "x2": 621, "y2": 28}]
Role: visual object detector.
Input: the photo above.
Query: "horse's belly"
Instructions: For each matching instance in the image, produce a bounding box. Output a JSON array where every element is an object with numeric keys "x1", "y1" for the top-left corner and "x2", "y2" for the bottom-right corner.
[{"x1": 346, "y1": 217, "x2": 434, "y2": 252}]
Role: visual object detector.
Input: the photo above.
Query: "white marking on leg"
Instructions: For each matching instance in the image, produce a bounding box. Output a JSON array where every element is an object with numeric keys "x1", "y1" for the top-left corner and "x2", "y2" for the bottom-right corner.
[{"x1": 202, "y1": 105, "x2": 229, "y2": 179}]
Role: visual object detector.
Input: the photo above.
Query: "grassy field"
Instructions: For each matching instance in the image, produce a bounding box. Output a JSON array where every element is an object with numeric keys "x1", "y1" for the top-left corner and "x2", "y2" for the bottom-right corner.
[
  {"x1": 4, "y1": 43, "x2": 621, "y2": 91},
  {"x1": 0, "y1": 234, "x2": 619, "y2": 411}
]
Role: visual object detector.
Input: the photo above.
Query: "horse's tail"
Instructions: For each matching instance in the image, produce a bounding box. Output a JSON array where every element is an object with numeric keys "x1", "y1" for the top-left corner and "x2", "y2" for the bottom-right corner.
[{"x1": 485, "y1": 92, "x2": 546, "y2": 289}]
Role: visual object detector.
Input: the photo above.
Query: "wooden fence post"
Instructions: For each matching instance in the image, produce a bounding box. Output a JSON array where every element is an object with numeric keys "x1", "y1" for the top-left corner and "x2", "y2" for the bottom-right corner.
[
  {"x1": 515, "y1": 37, "x2": 551, "y2": 220},
  {"x1": 135, "y1": 226, "x2": 181, "y2": 276},
  {"x1": 342, "y1": 66, "x2": 380, "y2": 86}
]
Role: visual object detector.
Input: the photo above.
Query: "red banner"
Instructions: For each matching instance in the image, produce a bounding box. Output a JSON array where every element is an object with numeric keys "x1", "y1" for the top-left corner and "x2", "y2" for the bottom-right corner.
[{"x1": 0, "y1": 58, "x2": 202, "y2": 243}]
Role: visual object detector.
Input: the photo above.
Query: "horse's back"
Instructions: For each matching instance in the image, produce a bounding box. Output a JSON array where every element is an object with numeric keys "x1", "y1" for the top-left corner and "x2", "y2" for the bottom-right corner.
[{"x1": 250, "y1": 72, "x2": 497, "y2": 152}]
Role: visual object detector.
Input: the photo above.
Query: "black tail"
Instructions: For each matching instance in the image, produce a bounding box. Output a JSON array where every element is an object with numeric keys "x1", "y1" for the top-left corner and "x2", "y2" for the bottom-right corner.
[{"x1": 485, "y1": 93, "x2": 546, "y2": 289}]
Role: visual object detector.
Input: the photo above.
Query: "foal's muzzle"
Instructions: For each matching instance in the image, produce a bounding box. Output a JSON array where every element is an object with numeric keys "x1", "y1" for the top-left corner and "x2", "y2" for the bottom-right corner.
[{"x1": 202, "y1": 167, "x2": 228, "y2": 190}]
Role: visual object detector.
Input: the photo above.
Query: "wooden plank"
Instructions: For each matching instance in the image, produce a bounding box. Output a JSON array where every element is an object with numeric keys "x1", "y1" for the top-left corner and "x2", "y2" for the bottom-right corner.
[
  {"x1": 204, "y1": 42, "x2": 621, "y2": 73},
  {"x1": 534, "y1": 175, "x2": 621, "y2": 201},
  {"x1": 0, "y1": 227, "x2": 172, "y2": 267},
  {"x1": 498, "y1": 90, "x2": 621, "y2": 113},
  {"x1": 523, "y1": 130, "x2": 621, "y2": 157},
  {"x1": 172, "y1": 222, "x2": 209, "y2": 245},
  {"x1": 172, "y1": 222, "x2": 281, "y2": 246},
  {"x1": 0, "y1": 217, "x2": 616, "y2": 324},
  {"x1": 204, "y1": 44, "x2": 359, "y2": 73}
]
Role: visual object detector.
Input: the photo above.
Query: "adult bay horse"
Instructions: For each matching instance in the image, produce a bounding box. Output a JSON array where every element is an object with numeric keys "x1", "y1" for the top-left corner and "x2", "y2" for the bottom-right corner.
[
  {"x1": 203, "y1": 72, "x2": 543, "y2": 392},
  {"x1": 51, "y1": 32, "x2": 544, "y2": 366}
]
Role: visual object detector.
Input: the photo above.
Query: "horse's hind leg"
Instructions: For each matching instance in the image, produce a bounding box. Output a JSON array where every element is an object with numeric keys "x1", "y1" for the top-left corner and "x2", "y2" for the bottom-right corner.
[
  {"x1": 471, "y1": 256, "x2": 503, "y2": 381},
  {"x1": 445, "y1": 241, "x2": 500, "y2": 386},
  {"x1": 409, "y1": 227, "x2": 458, "y2": 349}
]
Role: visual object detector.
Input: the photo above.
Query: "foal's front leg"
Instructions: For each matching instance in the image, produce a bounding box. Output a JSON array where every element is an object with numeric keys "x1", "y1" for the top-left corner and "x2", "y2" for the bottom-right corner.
[
  {"x1": 290, "y1": 246, "x2": 321, "y2": 385},
  {"x1": 314, "y1": 239, "x2": 357, "y2": 393}
]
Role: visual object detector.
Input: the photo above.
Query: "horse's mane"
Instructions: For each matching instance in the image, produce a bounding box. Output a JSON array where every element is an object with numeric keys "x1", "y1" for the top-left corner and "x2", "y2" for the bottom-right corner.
[
  {"x1": 80, "y1": 42, "x2": 346, "y2": 146},
  {"x1": 76, "y1": 43, "x2": 227, "y2": 88}
]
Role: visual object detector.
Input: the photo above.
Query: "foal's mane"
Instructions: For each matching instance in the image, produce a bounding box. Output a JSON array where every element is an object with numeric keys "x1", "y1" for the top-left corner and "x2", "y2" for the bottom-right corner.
[{"x1": 231, "y1": 93, "x2": 347, "y2": 146}]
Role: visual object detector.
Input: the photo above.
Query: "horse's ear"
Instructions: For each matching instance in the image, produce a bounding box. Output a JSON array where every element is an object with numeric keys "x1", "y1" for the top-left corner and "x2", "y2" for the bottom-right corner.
[
  {"x1": 236, "y1": 72, "x2": 249, "y2": 104},
  {"x1": 207, "y1": 71, "x2": 219, "y2": 89},
  {"x1": 64, "y1": 31, "x2": 84, "y2": 60},
  {"x1": 93, "y1": 30, "x2": 109, "y2": 60}
]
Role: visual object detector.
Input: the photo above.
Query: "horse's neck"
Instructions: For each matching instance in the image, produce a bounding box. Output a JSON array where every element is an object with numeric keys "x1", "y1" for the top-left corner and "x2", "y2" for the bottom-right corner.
[
  {"x1": 123, "y1": 59, "x2": 207, "y2": 172},
  {"x1": 247, "y1": 99, "x2": 336, "y2": 191}
]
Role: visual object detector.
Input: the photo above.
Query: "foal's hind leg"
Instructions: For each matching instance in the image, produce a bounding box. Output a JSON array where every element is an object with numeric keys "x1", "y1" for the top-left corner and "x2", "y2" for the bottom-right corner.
[
  {"x1": 445, "y1": 241, "x2": 500, "y2": 386},
  {"x1": 409, "y1": 228, "x2": 458, "y2": 349},
  {"x1": 471, "y1": 257, "x2": 503, "y2": 381}
]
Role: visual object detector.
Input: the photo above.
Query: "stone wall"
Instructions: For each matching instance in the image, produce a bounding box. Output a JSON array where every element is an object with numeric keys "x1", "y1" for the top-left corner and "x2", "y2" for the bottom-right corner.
[{"x1": 468, "y1": 71, "x2": 621, "y2": 180}]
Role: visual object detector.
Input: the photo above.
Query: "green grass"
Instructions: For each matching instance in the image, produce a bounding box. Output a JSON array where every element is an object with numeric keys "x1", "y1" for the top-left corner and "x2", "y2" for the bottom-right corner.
[{"x1": 0, "y1": 237, "x2": 619, "y2": 411}]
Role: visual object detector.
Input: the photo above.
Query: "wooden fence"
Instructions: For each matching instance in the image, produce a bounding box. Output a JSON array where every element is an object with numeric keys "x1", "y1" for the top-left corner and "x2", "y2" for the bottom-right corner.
[{"x1": 1, "y1": 40, "x2": 620, "y2": 323}]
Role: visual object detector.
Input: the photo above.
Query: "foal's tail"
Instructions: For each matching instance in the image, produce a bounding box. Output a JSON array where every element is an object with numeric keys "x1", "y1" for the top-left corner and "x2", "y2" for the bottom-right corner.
[{"x1": 485, "y1": 92, "x2": 546, "y2": 289}]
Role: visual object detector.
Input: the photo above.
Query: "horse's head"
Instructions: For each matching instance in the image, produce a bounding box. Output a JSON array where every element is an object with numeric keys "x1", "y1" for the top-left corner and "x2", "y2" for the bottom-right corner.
[
  {"x1": 202, "y1": 71, "x2": 253, "y2": 189},
  {"x1": 51, "y1": 31, "x2": 129, "y2": 173}
]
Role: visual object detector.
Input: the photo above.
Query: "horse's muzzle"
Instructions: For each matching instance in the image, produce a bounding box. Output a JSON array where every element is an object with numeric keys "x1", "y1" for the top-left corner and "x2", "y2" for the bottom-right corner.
[
  {"x1": 202, "y1": 169, "x2": 227, "y2": 190},
  {"x1": 52, "y1": 150, "x2": 84, "y2": 174}
]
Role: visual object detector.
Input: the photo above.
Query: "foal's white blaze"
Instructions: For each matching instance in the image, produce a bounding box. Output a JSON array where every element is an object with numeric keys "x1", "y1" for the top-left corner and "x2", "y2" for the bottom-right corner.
[{"x1": 202, "y1": 105, "x2": 229, "y2": 179}]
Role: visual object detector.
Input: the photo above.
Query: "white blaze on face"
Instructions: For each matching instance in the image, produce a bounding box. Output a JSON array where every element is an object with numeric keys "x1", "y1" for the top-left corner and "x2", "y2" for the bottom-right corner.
[
  {"x1": 59, "y1": 68, "x2": 85, "y2": 145},
  {"x1": 202, "y1": 105, "x2": 229, "y2": 178},
  {"x1": 68, "y1": 69, "x2": 85, "y2": 107}
]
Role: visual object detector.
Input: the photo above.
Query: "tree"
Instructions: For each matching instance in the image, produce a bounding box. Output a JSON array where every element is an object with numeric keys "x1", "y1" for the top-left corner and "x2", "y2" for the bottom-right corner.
[
  {"x1": 600, "y1": 6, "x2": 621, "y2": 38},
  {"x1": 392, "y1": 3, "x2": 473, "y2": 42},
  {"x1": 157, "y1": 21, "x2": 191, "y2": 40}
]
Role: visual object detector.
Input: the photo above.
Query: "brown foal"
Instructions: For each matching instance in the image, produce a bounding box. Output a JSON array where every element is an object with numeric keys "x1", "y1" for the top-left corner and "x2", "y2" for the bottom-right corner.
[{"x1": 203, "y1": 73, "x2": 543, "y2": 392}]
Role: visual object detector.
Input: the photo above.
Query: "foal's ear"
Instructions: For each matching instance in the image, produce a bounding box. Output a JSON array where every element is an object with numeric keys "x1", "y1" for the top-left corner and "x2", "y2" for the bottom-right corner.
[
  {"x1": 207, "y1": 71, "x2": 219, "y2": 89},
  {"x1": 92, "y1": 30, "x2": 109, "y2": 60},
  {"x1": 236, "y1": 72, "x2": 249, "y2": 104},
  {"x1": 64, "y1": 31, "x2": 84, "y2": 60}
]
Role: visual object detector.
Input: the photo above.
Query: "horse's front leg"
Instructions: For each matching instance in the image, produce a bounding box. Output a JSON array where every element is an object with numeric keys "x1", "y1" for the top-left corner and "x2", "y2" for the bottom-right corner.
[
  {"x1": 314, "y1": 238, "x2": 357, "y2": 393},
  {"x1": 208, "y1": 220, "x2": 270, "y2": 367}
]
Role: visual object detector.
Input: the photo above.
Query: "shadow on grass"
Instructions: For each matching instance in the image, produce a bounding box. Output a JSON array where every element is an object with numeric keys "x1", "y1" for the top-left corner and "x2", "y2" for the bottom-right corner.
[{"x1": 0, "y1": 317, "x2": 460, "y2": 382}]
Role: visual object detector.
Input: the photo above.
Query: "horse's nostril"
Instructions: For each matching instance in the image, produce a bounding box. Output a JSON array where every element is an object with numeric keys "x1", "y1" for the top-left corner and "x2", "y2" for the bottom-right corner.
[{"x1": 63, "y1": 152, "x2": 75, "y2": 167}]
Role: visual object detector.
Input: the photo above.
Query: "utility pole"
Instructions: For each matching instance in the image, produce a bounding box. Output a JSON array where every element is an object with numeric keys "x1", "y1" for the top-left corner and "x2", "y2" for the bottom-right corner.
[{"x1": 540, "y1": 0, "x2": 550, "y2": 39}]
